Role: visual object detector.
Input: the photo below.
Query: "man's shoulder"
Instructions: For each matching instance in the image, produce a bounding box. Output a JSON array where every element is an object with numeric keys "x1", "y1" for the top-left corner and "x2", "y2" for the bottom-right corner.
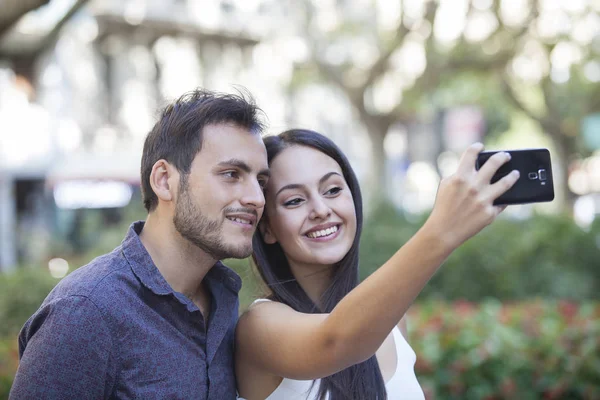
[{"x1": 46, "y1": 246, "x2": 133, "y2": 305}]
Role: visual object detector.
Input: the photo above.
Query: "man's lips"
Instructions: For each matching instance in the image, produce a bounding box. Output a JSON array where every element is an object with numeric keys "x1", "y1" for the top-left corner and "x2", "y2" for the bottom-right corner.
[{"x1": 225, "y1": 213, "x2": 257, "y2": 226}]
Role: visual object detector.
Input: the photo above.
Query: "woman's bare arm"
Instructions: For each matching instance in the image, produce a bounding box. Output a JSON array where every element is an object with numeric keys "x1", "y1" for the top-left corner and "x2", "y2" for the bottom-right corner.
[{"x1": 236, "y1": 144, "x2": 518, "y2": 381}]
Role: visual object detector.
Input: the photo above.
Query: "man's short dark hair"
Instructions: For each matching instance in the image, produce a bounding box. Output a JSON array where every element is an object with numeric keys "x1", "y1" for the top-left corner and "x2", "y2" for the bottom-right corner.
[{"x1": 141, "y1": 88, "x2": 266, "y2": 212}]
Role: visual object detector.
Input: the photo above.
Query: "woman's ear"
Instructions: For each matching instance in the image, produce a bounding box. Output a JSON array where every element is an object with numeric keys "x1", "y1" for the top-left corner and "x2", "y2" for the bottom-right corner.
[
  {"x1": 149, "y1": 160, "x2": 176, "y2": 203},
  {"x1": 259, "y1": 220, "x2": 277, "y2": 244}
]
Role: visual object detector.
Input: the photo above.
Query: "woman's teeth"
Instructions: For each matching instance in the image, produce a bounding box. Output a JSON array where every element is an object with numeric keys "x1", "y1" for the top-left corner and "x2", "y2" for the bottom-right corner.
[{"x1": 307, "y1": 225, "x2": 338, "y2": 239}]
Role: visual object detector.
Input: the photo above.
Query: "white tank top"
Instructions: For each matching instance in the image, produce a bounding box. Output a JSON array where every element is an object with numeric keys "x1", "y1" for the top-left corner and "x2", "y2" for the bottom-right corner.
[{"x1": 239, "y1": 299, "x2": 425, "y2": 400}]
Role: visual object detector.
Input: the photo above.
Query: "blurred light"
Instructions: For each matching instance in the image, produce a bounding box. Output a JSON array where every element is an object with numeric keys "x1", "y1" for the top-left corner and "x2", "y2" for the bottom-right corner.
[
  {"x1": 499, "y1": 0, "x2": 529, "y2": 27},
  {"x1": 384, "y1": 128, "x2": 408, "y2": 158},
  {"x1": 315, "y1": 8, "x2": 340, "y2": 33},
  {"x1": 281, "y1": 36, "x2": 310, "y2": 64},
  {"x1": 561, "y1": 0, "x2": 586, "y2": 13},
  {"x1": 473, "y1": 0, "x2": 493, "y2": 10},
  {"x1": 574, "y1": 196, "x2": 596, "y2": 229},
  {"x1": 234, "y1": 0, "x2": 261, "y2": 12},
  {"x1": 124, "y1": 0, "x2": 147, "y2": 25},
  {"x1": 41, "y1": 64, "x2": 63, "y2": 87},
  {"x1": 406, "y1": 161, "x2": 440, "y2": 193},
  {"x1": 464, "y1": 11, "x2": 498, "y2": 42},
  {"x1": 537, "y1": 10, "x2": 571, "y2": 38},
  {"x1": 437, "y1": 151, "x2": 460, "y2": 178},
  {"x1": 569, "y1": 168, "x2": 589, "y2": 195},
  {"x1": 73, "y1": 15, "x2": 99, "y2": 43},
  {"x1": 571, "y1": 13, "x2": 600, "y2": 45},
  {"x1": 351, "y1": 38, "x2": 380, "y2": 69},
  {"x1": 584, "y1": 61, "x2": 600, "y2": 83},
  {"x1": 434, "y1": 0, "x2": 468, "y2": 44},
  {"x1": 550, "y1": 66, "x2": 570, "y2": 84},
  {"x1": 550, "y1": 42, "x2": 582, "y2": 69},
  {"x1": 370, "y1": 72, "x2": 403, "y2": 113},
  {"x1": 48, "y1": 258, "x2": 69, "y2": 279},
  {"x1": 403, "y1": 0, "x2": 426, "y2": 21},
  {"x1": 54, "y1": 181, "x2": 133, "y2": 209},
  {"x1": 154, "y1": 37, "x2": 202, "y2": 101},
  {"x1": 511, "y1": 42, "x2": 548, "y2": 83},
  {"x1": 376, "y1": 0, "x2": 402, "y2": 31},
  {"x1": 399, "y1": 39, "x2": 426, "y2": 78},
  {"x1": 57, "y1": 118, "x2": 83, "y2": 152}
]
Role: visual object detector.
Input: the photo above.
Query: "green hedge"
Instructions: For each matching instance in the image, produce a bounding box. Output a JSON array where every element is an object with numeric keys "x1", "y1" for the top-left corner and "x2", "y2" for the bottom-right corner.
[
  {"x1": 360, "y1": 203, "x2": 600, "y2": 301},
  {"x1": 408, "y1": 300, "x2": 600, "y2": 399},
  {"x1": 2, "y1": 300, "x2": 598, "y2": 399}
]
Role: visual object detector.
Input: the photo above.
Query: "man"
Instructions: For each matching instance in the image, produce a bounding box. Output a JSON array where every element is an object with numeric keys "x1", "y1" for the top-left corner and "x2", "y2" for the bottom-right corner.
[{"x1": 10, "y1": 89, "x2": 270, "y2": 399}]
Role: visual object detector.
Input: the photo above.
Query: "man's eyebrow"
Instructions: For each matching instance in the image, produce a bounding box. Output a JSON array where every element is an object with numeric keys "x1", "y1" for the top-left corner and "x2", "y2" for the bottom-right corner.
[
  {"x1": 217, "y1": 159, "x2": 270, "y2": 177},
  {"x1": 275, "y1": 171, "x2": 342, "y2": 198}
]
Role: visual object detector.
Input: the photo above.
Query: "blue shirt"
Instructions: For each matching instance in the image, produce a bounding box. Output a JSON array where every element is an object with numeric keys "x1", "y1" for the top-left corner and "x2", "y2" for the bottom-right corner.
[{"x1": 10, "y1": 221, "x2": 242, "y2": 399}]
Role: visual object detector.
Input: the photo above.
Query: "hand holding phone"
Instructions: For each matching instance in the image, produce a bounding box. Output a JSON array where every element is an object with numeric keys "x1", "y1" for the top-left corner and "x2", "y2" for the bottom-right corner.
[
  {"x1": 425, "y1": 143, "x2": 520, "y2": 250},
  {"x1": 475, "y1": 148, "x2": 555, "y2": 205}
]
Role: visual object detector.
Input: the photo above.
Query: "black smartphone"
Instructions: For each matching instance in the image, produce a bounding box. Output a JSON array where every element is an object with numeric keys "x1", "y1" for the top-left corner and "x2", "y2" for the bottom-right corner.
[{"x1": 475, "y1": 148, "x2": 555, "y2": 205}]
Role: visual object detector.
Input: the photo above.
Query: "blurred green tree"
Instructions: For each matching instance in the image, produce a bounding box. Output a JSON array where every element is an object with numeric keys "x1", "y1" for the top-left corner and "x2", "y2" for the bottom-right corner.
[{"x1": 290, "y1": 0, "x2": 599, "y2": 211}]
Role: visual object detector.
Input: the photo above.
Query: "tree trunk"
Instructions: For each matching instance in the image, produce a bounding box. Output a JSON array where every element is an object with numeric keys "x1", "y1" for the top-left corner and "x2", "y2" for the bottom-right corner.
[
  {"x1": 361, "y1": 117, "x2": 391, "y2": 211},
  {"x1": 548, "y1": 132, "x2": 577, "y2": 214}
]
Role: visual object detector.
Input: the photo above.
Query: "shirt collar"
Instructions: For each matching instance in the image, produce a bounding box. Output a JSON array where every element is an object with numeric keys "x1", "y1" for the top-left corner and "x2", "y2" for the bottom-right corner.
[{"x1": 122, "y1": 221, "x2": 242, "y2": 297}]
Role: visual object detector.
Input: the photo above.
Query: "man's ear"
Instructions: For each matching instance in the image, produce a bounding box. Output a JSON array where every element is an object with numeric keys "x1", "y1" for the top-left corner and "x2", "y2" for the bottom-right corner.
[
  {"x1": 149, "y1": 160, "x2": 177, "y2": 203},
  {"x1": 259, "y1": 220, "x2": 277, "y2": 244}
]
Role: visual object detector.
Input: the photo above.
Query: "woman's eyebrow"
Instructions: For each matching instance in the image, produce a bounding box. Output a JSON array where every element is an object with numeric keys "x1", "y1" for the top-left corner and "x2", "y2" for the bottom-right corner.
[{"x1": 275, "y1": 172, "x2": 342, "y2": 198}]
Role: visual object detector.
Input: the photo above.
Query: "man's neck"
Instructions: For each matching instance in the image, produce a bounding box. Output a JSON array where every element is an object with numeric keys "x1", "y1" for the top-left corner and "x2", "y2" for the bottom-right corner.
[{"x1": 139, "y1": 213, "x2": 218, "y2": 299}]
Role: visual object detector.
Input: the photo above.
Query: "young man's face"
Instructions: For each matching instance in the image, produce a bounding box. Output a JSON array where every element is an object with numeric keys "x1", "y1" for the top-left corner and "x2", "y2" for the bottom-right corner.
[{"x1": 173, "y1": 123, "x2": 269, "y2": 260}]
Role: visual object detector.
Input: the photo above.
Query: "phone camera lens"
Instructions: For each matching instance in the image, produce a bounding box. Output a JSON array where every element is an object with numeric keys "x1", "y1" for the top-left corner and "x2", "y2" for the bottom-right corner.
[
  {"x1": 528, "y1": 172, "x2": 538, "y2": 180},
  {"x1": 538, "y1": 169, "x2": 547, "y2": 181}
]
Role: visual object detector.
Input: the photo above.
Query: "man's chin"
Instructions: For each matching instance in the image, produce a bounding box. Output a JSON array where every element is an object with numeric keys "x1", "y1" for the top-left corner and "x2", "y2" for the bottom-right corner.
[{"x1": 223, "y1": 246, "x2": 253, "y2": 260}]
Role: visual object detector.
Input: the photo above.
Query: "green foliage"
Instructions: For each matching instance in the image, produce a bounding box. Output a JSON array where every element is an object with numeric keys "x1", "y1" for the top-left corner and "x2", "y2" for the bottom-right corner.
[
  {"x1": 0, "y1": 268, "x2": 58, "y2": 337},
  {"x1": 0, "y1": 336, "x2": 18, "y2": 399},
  {"x1": 408, "y1": 300, "x2": 600, "y2": 399},
  {"x1": 359, "y1": 203, "x2": 600, "y2": 301}
]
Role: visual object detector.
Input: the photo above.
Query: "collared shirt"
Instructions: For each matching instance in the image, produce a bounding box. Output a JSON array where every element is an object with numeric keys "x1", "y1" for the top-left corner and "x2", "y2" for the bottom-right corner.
[{"x1": 10, "y1": 221, "x2": 242, "y2": 400}]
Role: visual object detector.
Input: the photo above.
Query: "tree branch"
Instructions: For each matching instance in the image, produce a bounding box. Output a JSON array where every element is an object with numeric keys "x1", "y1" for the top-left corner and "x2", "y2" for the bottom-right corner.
[
  {"x1": 500, "y1": 74, "x2": 561, "y2": 137},
  {"x1": 36, "y1": 0, "x2": 90, "y2": 53},
  {"x1": 0, "y1": 0, "x2": 50, "y2": 38}
]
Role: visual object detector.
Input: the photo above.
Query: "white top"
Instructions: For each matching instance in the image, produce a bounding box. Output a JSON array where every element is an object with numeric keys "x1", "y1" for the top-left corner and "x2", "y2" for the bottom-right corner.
[{"x1": 239, "y1": 299, "x2": 425, "y2": 400}]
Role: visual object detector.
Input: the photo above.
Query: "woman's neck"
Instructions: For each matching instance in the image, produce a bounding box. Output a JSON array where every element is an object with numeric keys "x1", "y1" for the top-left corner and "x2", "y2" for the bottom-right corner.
[{"x1": 288, "y1": 262, "x2": 335, "y2": 310}]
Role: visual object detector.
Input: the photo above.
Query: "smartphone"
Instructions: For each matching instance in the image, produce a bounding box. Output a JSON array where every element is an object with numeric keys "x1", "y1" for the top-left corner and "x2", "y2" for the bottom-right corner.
[{"x1": 475, "y1": 148, "x2": 555, "y2": 205}]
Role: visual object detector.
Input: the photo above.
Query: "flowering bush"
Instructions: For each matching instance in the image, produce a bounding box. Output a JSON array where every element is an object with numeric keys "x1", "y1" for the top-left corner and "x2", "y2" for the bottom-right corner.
[{"x1": 408, "y1": 300, "x2": 600, "y2": 400}]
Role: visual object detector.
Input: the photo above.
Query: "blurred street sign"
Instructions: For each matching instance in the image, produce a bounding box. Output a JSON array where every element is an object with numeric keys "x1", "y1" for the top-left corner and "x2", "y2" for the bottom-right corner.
[{"x1": 582, "y1": 113, "x2": 600, "y2": 151}]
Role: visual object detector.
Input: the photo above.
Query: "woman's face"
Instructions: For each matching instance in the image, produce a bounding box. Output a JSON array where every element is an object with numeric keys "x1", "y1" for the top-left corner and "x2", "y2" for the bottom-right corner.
[{"x1": 262, "y1": 145, "x2": 357, "y2": 270}]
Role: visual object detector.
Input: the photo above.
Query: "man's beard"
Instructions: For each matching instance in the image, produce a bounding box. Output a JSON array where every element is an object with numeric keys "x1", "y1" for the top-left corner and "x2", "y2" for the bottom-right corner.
[{"x1": 173, "y1": 179, "x2": 254, "y2": 260}]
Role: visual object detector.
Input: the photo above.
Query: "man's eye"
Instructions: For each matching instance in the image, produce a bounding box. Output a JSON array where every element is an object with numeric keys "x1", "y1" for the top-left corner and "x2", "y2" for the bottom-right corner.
[
  {"x1": 223, "y1": 171, "x2": 239, "y2": 179},
  {"x1": 325, "y1": 187, "x2": 342, "y2": 196},
  {"x1": 283, "y1": 198, "x2": 303, "y2": 207},
  {"x1": 258, "y1": 179, "x2": 268, "y2": 190}
]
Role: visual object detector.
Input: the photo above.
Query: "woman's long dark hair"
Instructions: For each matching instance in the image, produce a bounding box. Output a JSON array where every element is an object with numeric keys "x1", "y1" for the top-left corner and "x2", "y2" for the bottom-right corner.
[{"x1": 252, "y1": 129, "x2": 387, "y2": 400}]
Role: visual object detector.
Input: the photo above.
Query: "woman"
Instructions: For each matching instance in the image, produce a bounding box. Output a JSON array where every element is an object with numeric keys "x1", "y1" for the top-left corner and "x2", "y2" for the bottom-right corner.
[{"x1": 236, "y1": 129, "x2": 519, "y2": 400}]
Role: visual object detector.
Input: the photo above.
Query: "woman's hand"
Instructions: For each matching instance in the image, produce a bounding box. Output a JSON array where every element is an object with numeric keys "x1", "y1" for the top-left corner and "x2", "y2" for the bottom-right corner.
[{"x1": 424, "y1": 143, "x2": 520, "y2": 251}]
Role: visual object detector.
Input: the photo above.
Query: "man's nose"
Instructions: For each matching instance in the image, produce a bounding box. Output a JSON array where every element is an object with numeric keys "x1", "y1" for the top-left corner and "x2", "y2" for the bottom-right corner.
[{"x1": 240, "y1": 179, "x2": 265, "y2": 209}]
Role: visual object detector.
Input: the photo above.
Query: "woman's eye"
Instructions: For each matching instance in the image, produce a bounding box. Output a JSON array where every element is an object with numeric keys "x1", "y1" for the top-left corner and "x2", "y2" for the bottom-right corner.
[
  {"x1": 283, "y1": 198, "x2": 303, "y2": 207},
  {"x1": 325, "y1": 187, "x2": 342, "y2": 196}
]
